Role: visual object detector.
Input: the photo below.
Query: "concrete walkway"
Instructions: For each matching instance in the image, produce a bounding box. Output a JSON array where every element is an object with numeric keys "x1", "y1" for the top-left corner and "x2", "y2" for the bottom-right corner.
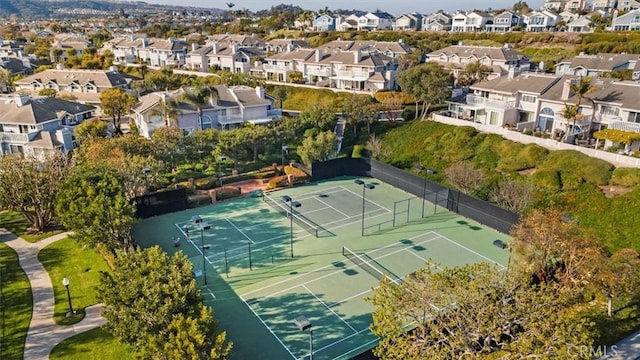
[{"x1": 0, "y1": 229, "x2": 106, "y2": 360}]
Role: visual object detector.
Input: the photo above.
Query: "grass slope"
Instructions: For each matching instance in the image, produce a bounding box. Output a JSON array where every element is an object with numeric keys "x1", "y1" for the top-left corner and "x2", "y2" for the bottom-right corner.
[
  {"x1": 49, "y1": 328, "x2": 134, "y2": 360},
  {"x1": 0, "y1": 243, "x2": 32, "y2": 360}
]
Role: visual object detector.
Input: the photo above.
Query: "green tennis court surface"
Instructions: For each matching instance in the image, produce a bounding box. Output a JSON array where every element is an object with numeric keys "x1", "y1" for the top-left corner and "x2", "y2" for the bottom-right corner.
[{"x1": 133, "y1": 176, "x2": 511, "y2": 360}]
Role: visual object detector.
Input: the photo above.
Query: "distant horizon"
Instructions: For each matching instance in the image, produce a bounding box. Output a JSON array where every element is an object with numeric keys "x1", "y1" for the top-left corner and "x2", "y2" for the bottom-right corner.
[{"x1": 144, "y1": 0, "x2": 545, "y2": 15}]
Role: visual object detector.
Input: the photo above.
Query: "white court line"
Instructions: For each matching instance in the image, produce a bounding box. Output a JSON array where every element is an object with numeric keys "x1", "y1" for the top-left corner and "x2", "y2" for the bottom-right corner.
[
  {"x1": 207, "y1": 288, "x2": 216, "y2": 300},
  {"x1": 243, "y1": 233, "x2": 441, "y2": 301},
  {"x1": 240, "y1": 231, "x2": 438, "y2": 297},
  {"x1": 438, "y1": 234, "x2": 506, "y2": 269},
  {"x1": 330, "y1": 337, "x2": 380, "y2": 360},
  {"x1": 239, "y1": 295, "x2": 297, "y2": 360},
  {"x1": 314, "y1": 196, "x2": 350, "y2": 218},
  {"x1": 307, "y1": 327, "x2": 372, "y2": 356},
  {"x1": 225, "y1": 218, "x2": 256, "y2": 244},
  {"x1": 333, "y1": 288, "x2": 372, "y2": 305},
  {"x1": 338, "y1": 185, "x2": 391, "y2": 213},
  {"x1": 302, "y1": 284, "x2": 357, "y2": 333}
]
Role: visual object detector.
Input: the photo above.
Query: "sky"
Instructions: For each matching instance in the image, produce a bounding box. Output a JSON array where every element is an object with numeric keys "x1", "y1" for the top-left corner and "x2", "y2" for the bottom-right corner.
[{"x1": 145, "y1": 0, "x2": 545, "y2": 15}]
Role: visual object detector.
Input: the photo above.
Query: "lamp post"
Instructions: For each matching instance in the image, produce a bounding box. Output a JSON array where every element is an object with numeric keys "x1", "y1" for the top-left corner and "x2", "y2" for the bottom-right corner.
[
  {"x1": 62, "y1": 277, "x2": 74, "y2": 317},
  {"x1": 282, "y1": 195, "x2": 302, "y2": 257},
  {"x1": 192, "y1": 216, "x2": 212, "y2": 285},
  {"x1": 415, "y1": 165, "x2": 437, "y2": 218},
  {"x1": 293, "y1": 315, "x2": 313, "y2": 360},
  {"x1": 218, "y1": 156, "x2": 227, "y2": 188},
  {"x1": 281, "y1": 145, "x2": 289, "y2": 174},
  {"x1": 142, "y1": 167, "x2": 151, "y2": 194},
  {"x1": 354, "y1": 179, "x2": 375, "y2": 236}
]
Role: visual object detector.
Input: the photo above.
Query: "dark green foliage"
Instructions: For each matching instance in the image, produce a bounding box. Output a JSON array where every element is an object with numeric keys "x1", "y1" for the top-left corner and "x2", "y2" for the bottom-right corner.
[
  {"x1": 352, "y1": 145, "x2": 367, "y2": 158},
  {"x1": 611, "y1": 168, "x2": 640, "y2": 187},
  {"x1": 531, "y1": 170, "x2": 561, "y2": 192},
  {"x1": 496, "y1": 142, "x2": 548, "y2": 172},
  {"x1": 471, "y1": 133, "x2": 503, "y2": 170},
  {"x1": 537, "y1": 150, "x2": 613, "y2": 185}
]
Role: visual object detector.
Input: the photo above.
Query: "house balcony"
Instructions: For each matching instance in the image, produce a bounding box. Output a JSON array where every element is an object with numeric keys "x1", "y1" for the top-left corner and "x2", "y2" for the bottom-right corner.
[
  {"x1": 0, "y1": 132, "x2": 30, "y2": 143},
  {"x1": 466, "y1": 94, "x2": 516, "y2": 109},
  {"x1": 267, "y1": 109, "x2": 282, "y2": 118},
  {"x1": 263, "y1": 64, "x2": 292, "y2": 72},
  {"x1": 333, "y1": 70, "x2": 371, "y2": 80},
  {"x1": 306, "y1": 68, "x2": 332, "y2": 77},
  {"x1": 217, "y1": 115, "x2": 244, "y2": 125}
]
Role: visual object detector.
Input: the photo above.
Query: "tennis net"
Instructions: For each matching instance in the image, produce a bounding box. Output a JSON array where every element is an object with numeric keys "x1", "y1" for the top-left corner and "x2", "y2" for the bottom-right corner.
[
  {"x1": 342, "y1": 246, "x2": 399, "y2": 285},
  {"x1": 263, "y1": 195, "x2": 319, "y2": 237}
]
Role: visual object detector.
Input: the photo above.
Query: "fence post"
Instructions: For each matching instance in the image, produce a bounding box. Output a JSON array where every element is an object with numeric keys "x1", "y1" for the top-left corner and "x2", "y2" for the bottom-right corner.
[{"x1": 224, "y1": 248, "x2": 228, "y2": 278}]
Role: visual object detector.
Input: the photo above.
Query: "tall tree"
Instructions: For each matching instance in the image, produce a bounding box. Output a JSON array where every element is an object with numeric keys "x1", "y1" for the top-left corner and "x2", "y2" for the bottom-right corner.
[
  {"x1": 0, "y1": 152, "x2": 72, "y2": 232},
  {"x1": 56, "y1": 165, "x2": 136, "y2": 253},
  {"x1": 74, "y1": 118, "x2": 109, "y2": 145},
  {"x1": 569, "y1": 76, "x2": 598, "y2": 138},
  {"x1": 100, "y1": 87, "x2": 136, "y2": 135},
  {"x1": 444, "y1": 161, "x2": 487, "y2": 194},
  {"x1": 99, "y1": 247, "x2": 232, "y2": 359},
  {"x1": 397, "y1": 62, "x2": 453, "y2": 120},
  {"x1": 370, "y1": 262, "x2": 594, "y2": 359},
  {"x1": 150, "y1": 97, "x2": 181, "y2": 128},
  {"x1": 0, "y1": 67, "x2": 13, "y2": 93},
  {"x1": 560, "y1": 103, "x2": 584, "y2": 141},
  {"x1": 179, "y1": 85, "x2": 215, "y2": 131},
  {"x1": 594, "y1": 248, "x2": 640, "y2": 316},
  {"x1": 297, "y1": 130, "x2": 338, "y2": 166},
  {"x1": 342, "y1": 94, "x2": 373, "y2": 136},
  {"x1": 456, "y1": 60, "x2": 492, "y2": 88}
]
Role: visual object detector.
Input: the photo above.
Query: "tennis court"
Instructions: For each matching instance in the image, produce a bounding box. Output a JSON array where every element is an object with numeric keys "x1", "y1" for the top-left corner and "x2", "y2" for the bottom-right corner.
[{"x1": 133, "y1": 177, "x2": 511, "y2": 360}]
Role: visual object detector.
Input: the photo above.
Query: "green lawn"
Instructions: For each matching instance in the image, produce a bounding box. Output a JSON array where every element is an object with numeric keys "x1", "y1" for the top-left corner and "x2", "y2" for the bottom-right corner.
[
  {"x1": 0, "y1": 210, "x2": 64, "y2": 243},
  {"x1": 49, "y1": 328, "x2": 134, "y2": 360},
  {"x1": 0, "y1": 242, "x2": 32, "y2": 360},
  {"x1": 38, "y1": 237, "x2": 111, "y2": 325}
]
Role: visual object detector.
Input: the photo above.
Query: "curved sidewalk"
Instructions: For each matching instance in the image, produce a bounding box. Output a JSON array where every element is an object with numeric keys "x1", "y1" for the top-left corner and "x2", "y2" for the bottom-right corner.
[{"x1": 0, "y1": 229, "x2": 106, "y2": 360}]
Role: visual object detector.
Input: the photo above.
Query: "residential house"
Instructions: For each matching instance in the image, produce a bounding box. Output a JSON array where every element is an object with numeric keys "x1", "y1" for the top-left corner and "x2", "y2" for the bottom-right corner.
[
  {"x1": 336, "y1": 14, "x2": 360, "y2": 31},
  {"x1": 393, "y1": 13, "x2": 423, "y2": 31},
  {"x1": 566, "y1": 0, "x2": 588, "y2": 11},
  {"x1": 612, "y1": 9, "x2": 640, "y2": 30},
  {"x1": 450, "y1": 11, "x2": 493, "y2": 32},
  {"x1": 423, "y1": 12, "x2": 452, "y2": 31},
  {"x1": 264, "y1": 39, "x2": 310, "y2": 54},
  {"x1": 566, "y1": 16, "x2": 594, "y2": 32},
  {"x1": 50, "y1": 34, "x2": 92, "y2": 63},
  {"x1": 205, "y1": 34, "x2": 266, "y2": 50},
  {"x1": 185, "y1": 42, "x2": 262, "y2": 74},
  {"x1": 524, "y1": 10, "x2": 561, "y2": 31},
  {"x1": 258, "y1": 48, "x2": 314, "y2": 83},
  {"x1": 101, "y1": 36, "x2": 188, "y2": 67},
  {"x1": 543, "y1": 0, "x2": 587, "y2": 11},
  {"x1": 591, "y1": 0, "x2": 615, "y2": 11},
  {"x1": 0, "y1": 93, "x2": 95, "y2": 156},
  {"x1": 357, "y1": 12, "x2": 394, "y2": 31},
  {"x1": 558, "y1": 10, "x2": 580, "y2": 23},
  {"x1": 617, "y1": 0, "x2": 640, "y2": 10},
  {"x1": 129, "y1": 85, "x2": 281, "y2": 137},
  {"x1": 313, "y1": 13, "x2": 337, "y2": 31},
  {"x1": 13, "y1": 67, "x2": 137, "y2": 105},
  {"x1": 486, "y1": 11, "x2": 524, "y2": 32},
  {"x1": 426, "y1": 44, "x2": 531, "y2": 81},
  {"x1": 555, "y1": 53, "x2": 640, "y2": 79},
  {"x1": 318, "y1": 40, "x2": 414, "y2": 59}
]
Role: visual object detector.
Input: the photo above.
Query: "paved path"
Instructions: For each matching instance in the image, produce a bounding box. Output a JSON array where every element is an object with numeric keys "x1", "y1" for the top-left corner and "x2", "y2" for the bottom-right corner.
[{"x1": 0, "y1": 229, "x2": 106, "y2": 360}]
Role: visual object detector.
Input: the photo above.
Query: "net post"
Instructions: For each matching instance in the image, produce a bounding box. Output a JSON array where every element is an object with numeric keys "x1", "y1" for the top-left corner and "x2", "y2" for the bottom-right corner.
[
  {"x1": 249, "y1": 243, "x2": 252, "y2": 271},
  {"x1": 342, "y1": 246, "x2": 345, "y2": 257},
  {"x1": 224, "y1": 248, "x2": 228, "y2": 278},
  {"x1": 393, "y1": 202, "x2": 397, "y2": 227},
  {"x1": 406, "y1": 198, "x2": 410, "y2": 223},
  {"x1": 434, "y1": 192, "x2": 438, "y2": 215}
]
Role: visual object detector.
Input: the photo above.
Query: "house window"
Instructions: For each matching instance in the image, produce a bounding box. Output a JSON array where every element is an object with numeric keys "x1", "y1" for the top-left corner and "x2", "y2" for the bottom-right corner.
[
  {"x1": 490, "y1": 111, "x2": 499, "y2": 125},
  {"x1": 537, "y1": 107, "x2": 554, "y2": 132},
  {"x1": 600, "y1": 105, "x2": 619, "y2": 116},
  {"x1": 629, "y1": 112, "x2": 640, "y2": 123},
  {"x1": 521, "y1": 94, "x2": 536, "y2": 103},
  {"x1": 634, "y1": 15, "x2": 640, "y2": 23}
]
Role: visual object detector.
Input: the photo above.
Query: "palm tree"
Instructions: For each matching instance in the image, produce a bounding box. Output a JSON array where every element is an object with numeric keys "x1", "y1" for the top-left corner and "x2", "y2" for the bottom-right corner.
[
  {"x1": 150, "y1": 96, "x2": 180, "y2": 128},
  {"x1": 560, "y1": 103, "x2": 584, "y2": 142},
  {"x1": 569, "y1": 76, "x2": 598, "y2": 138},
  {"x1": 178, "y1": 86, "x2": 218, "y2": 130}
]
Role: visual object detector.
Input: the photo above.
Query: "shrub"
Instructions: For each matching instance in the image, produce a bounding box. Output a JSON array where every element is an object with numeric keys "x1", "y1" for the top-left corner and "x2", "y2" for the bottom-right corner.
[
  {"x1": 268, "y1": 175, "x2": 289, "y2": 189},
  {"x1": 524, "y1": 129, "x2": 534, "y2": 135},
  {"x1": 611, "y1": 168, "x2": 640, "y2": 187},
  {"x1": 537, "y1": 150, "x2": 613, "y2": 186},
  {"x1": 560, "y1": 172, "x2": 584, "y2": 191},
  {"x1": 531, "y1": 170, "x2": 561, "y2": 191},
  {"x1": 304, "y1": 128, "x2": 318, "y2": 137},
  {"x1": 173, "y1": 170, "x2": 209, "y2": 183},
  {"x1": 188, "y1": 195, "x2": 211, "y2": 208},
  {"x1": 215, "y1": 187, "x2": 241, "y2": 201},
  {"x1": 352, "y1": 145, "x2": 367, "y2": 158},
  {"x1": 194, "y1": 177, "x2": 217, "y2": 190}
]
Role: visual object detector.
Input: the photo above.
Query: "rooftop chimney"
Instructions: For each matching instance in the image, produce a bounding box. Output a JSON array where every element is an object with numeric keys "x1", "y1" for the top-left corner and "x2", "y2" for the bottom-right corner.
[
  {"x1": 15, "y1": 93, "x2": 29, "y2": 107},
  {"x1": 255, "y1": 86, "x2": 264, "y2": 99},
  {"x1": 561, "y1": 79, "x2": 573, "y2": 101},
  {"x1": 192, "y1": 43, "x2": 199, "y2": 51},
  {"x1": 354, "y1": 50, "x2": 361, "y2": 64},
  {"x1": 315, "y1": 49, "x2": 323, "y2": 62},
  {"x1": 212, "y1": 42, "x2": 220, "y2": 54}
]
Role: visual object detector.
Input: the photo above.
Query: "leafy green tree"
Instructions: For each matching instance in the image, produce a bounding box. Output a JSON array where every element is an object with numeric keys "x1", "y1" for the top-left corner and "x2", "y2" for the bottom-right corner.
[
  {"x1": 297, "y1": 130, "x2": 338, "y2": 166},
  {"x1": 99, "y1": 247, "x2": 232, "y2": 359},
  {"x1": 179, "y1": 85, "x2": 216, "y2": 130},
  {"x1": 150, "y1": 97, "x2": 181, "y2": 128},
  {"x1": 74, "y1": 118, "x2": 109, "y2": 144},
  {"x1": 100, "y1": 87, "x2": 136, "y2": 135},
  {"x1": 56, "y1": 165, "x2": 136, "y2": 253},
  {"x1": 38, "y1": 88, "x2": 57, "y2": 97},
  {"x1": 0, "y1": 67, "x2": 12, "y2": 92},
  {"x1": 370, "y1": 262, "x2": 595, "y2": 359},
  {"x1": 560, "y1": 103, "x2": 584, "y2": 140},
  {"x1": 0, "y1": 152, "x2": 72, "y2": 232},
  {"x1": 299, "y1": 104, "x2": 336, "y2": 132},
  {"x1": 457, "y1": 61, "x2": 492, "y2": 88},
  {"x1": 594, "y1": 248, "x2": 640, "y2": 316},
  {"x1": 569, "y1": 77, "x2": 598, "y2": 138},
  {"x1": 397, "y1": 62, "x2": 453, "y2": 120},
  {"x1": 342, "y1": 94, "x2": 374, "y2": 136}
]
